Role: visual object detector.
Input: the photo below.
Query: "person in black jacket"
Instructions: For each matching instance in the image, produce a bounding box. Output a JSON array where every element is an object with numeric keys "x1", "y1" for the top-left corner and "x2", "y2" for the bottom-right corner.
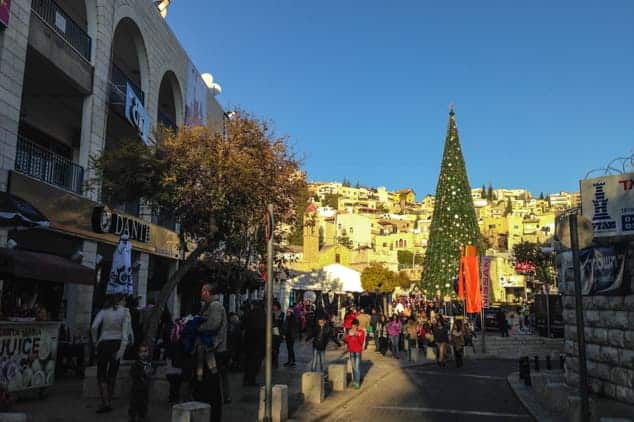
[
  {"x1": 128, "y1": 343, "x2": 154, "y2": 422},
  {"x1": 305, "y1": 314, "x2": 335, "y2": 372},
  {"x1": 283, "y1": 308, "x2": 298, "y2": 367}
]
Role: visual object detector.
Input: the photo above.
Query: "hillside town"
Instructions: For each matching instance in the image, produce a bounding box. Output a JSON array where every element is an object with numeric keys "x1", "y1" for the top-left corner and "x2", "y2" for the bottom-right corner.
[{"x1": 283, "y1": 182, "x2": 578, "y2": 305}]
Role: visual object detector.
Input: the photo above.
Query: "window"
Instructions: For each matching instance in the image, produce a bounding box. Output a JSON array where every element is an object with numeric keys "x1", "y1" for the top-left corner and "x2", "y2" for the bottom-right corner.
[
  {"x1": 349, "y1": 227, "x2": 354, "y2": 234},
  {"x1": 335, "y1": 253, "x2": 341, "y2": 263}
]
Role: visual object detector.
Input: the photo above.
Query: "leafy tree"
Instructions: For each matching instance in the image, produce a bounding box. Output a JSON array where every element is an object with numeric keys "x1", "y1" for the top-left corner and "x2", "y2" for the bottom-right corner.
[
  {"x1": 323, "y1": 193, "x2": 340, "y2": 209},
  {"x1": 90, "y1": 111, "x2": 305, "y2": 348},
  {"x1": 487, "y1": 183, "x2": 494, "y2": 201},
  {"x1": 421, "y1": 108, "x2": 482, "y2": 298},
  {"x1": 355, "y1": 181, "x2": 361, "y2": 189},
  {"x1": 287, "y1": 185, "x2": 311, "y2": 246},
  {"x1": 481, "y1": 184, "x2": 486, "y2": 198},
  {"x1": 397, "y1": 250, "x2": 423, "y2": 268},
  {"x1": 398, "y1": 271, "x2": 412, "y2": 289},
  {"x1": 342, "y1": 177, "x2": 351, "y2": 187},
  {"x1": 539, "y1": 192, "x2": 545, "y2": 200},
  {"x1": 512, "y1": 241, "x2": 554, "y2": 284},
  {"x1": 504, "y1": 198, "x2": 513, "y2": 216},
  {"x1": 361, "y1": 262, "x2": 398, "y2": 292}
]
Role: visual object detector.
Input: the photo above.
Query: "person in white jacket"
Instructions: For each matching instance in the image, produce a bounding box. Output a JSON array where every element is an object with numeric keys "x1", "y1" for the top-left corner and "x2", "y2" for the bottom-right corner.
[{"x1": 91, "y1": 294, "x2": 132, "y2": 413}]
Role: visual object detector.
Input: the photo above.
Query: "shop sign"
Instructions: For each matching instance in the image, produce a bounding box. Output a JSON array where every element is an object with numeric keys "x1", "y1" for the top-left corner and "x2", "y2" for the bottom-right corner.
[
  {"x1": 0, "y1": 0, "x2": 10, "y2": 29},
  {"x1": 581, "y1": 172, "x2": 634, "y2": 237},
  {"x1": 557, "y1": 247, "x2": 626, "y2": 295},
  {"x1": 480, "y1": 256, "x2": 491, "y2": 308},
  {"x1": 92, "y1": 206, "x2": 151, "y2": 243},
  {"x1": 0, "y1": 323, "x2": 59, "y2": 392},
  {"x1": 125, "y1": 83, "x2": 150, "y2": 145}
]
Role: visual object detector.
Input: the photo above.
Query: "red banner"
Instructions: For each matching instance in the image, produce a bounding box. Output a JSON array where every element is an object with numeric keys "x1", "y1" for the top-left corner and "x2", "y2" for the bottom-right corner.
[
  {"x1": 0, "y1": 0, "x2": 10, "y2": 29},
  {"x1": 481, "y1": 256, "x2": 491, "y2": 308}
]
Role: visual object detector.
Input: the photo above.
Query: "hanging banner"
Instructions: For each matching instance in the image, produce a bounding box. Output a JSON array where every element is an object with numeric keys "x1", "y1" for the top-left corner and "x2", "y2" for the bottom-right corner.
[
  {"x1": 107, "y1": 234, "x2": 133, "y2": 296},
  {"x1": 124, "y1": 83, "x2": 151, "y2": 145},
  {"x1": 0, "y1": 322, "x2": 60, "y2": 392},
  {"x1": 557, "y1": 247, "x2": 627, "y2": 295},
  {"x1": 480, "y1": 256, "x2": 491, "y2": 308},
  {"x1": 580, "y1": 172, "x2": 634, "y2": 238},
  {"x1": 184, "y1": 61, "x2": 207, "y2": 127},
  {"x1": 0, "y1": 0, "x2": 10, "y2": 29}
]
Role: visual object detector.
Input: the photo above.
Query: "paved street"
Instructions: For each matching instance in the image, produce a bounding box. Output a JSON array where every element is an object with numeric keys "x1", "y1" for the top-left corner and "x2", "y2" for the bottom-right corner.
[{"x1": 324, "y1": 358, "x2": 533, "y2": 422}]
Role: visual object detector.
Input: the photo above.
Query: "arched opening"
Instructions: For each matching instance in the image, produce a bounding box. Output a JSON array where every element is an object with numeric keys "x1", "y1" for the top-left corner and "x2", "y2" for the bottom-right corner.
[
  {"x1": 157, "y1": 71, "x2": 183, "y2": 130},
  {"x1": 104, "y1": 17, "x2": 150, "y2": 215}
]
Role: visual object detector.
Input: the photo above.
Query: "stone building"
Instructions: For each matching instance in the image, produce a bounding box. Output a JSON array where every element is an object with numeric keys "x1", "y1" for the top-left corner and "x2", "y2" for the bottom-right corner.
[{"x1": 0, "y1": 0, "x2": 224, "y2": 334}]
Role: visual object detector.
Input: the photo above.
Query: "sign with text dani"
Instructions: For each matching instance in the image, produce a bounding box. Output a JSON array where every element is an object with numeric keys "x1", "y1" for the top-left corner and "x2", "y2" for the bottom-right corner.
[
  {"x1": 0, "y1": 0, "x2": 11, "y2": 28},
  {"x1": 581, "y1": 172, "x2": 634, "y2": 238}
]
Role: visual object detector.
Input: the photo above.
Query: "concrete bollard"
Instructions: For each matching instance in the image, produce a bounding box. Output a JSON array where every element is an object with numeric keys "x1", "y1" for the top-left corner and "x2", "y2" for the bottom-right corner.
[
  {"x1": 301, "y1": 372, "x2": 325, "y2": 404},
  {"x1": 328, "y1": 364, "x2": 347, "y2": 392},
  {"x1": 171, "y1": 401, "x2": 211, "y2": 422},
  {"x1": 567, "y1": 395, "x2": 596, "y2": 422},
  {"x1": 258, "y1": 384, "x2": 288, "y2": 422},
  {"x1": 544, "y1": 382, "x2": 570, "y2": 414},
  {"x1": 0, "y1": 414, "x2": 27, "y2": 422}
]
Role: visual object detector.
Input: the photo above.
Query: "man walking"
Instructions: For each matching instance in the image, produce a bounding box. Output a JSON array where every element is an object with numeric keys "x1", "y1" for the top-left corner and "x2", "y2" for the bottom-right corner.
[
  {"x1": 356, "y1": 308, "x2": 371, "y2": 350},
  {"x1": 283, "y1": 308, "x2": 298, "y2": 367},
  {"x1": 195, "y1": 283, "x2": 227, "y2": 422}
]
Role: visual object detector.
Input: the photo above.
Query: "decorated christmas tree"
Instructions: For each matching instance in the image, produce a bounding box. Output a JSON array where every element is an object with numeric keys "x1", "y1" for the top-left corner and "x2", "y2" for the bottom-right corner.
[{"x1": 421, "y1": 107, "x2": 482, "y2": 298}]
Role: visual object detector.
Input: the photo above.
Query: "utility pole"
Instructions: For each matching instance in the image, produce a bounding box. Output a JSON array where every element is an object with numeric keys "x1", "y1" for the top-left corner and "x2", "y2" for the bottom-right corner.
[{"x1": 264, "y1": 204, "x2": 274, "y2": 422}]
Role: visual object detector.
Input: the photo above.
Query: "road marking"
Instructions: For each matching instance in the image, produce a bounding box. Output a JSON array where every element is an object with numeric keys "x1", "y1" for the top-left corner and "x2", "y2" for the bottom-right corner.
[
  {"x1": 413, "y1": 370, "x2": 507, "y2": 380},
  {"x1": 372, "y1": 406, "x2": 531, "y2": 418}
]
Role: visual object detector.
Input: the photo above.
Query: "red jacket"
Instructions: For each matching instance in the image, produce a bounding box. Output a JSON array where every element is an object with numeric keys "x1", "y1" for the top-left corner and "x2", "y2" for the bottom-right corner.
[
  {"x1": 343, "y1": 329, "x2": 365, "y2": 353},
  {"x1": 343, "y1": 312, "x2": 357, "y2": 329}
]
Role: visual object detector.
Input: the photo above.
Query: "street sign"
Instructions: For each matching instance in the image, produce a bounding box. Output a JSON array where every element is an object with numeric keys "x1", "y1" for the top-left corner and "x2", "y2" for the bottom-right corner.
[{"x1": 580, "y1": 172, "x2": 634, "y2": 238}]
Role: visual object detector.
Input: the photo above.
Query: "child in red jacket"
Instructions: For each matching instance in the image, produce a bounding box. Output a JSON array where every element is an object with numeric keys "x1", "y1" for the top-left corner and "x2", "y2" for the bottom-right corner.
[{"x1": 343, "y1": 319, "x2": 365, "y2": 388}]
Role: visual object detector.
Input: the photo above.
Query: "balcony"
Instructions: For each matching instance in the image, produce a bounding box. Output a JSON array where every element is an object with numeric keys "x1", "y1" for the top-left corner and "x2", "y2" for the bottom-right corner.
[
  {"x1": 15, "y1": 136, "x2": 84, "y2": 195},
  {"x1": 31, "y1": 0, "x2": 92, "y2": 61},
  {"x1": 109, "y1": 64, "x2": 145, "y2": 106}
]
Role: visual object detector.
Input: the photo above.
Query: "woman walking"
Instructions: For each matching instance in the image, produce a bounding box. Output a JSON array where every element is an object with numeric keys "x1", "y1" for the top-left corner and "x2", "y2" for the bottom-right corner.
[
  {"x1": 451, "y1": 318, "x2": 466, "y2": 368},
  {"x1": 283, "y1": 308, "x2": 298, "y2": 367},
  {"x1": 91, "y1": 294, "x2": 132, "y2": 413},
  {"x1": 386, "y1": 315, "x2": 402, "y2": 359},
  {"x1": 405, "y1": 317, "x2": 419, "y2": 362},
  {"x1": 432, "y1": 316, "x2": 449, "y2": 367}
]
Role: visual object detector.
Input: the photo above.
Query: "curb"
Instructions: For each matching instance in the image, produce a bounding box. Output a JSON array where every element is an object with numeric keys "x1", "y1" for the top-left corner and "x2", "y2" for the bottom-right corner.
[{"x1": 506, "y1": 371, "x2": 565, "y2": 422}]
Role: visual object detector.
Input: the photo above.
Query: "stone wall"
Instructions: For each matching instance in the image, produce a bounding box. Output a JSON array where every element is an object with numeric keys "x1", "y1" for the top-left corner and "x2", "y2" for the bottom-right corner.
[
  {"x1": 563, "y1": 294, "x2": 634, "y2": 404},
  {"x1": 469, "y1": 335, "x2": 563, "y2": 360}
]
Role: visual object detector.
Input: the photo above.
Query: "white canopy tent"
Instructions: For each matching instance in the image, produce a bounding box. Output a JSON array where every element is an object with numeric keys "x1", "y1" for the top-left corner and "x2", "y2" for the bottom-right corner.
[{"x1": 280, "y1": 264, "x2": 364, "y2": 310}]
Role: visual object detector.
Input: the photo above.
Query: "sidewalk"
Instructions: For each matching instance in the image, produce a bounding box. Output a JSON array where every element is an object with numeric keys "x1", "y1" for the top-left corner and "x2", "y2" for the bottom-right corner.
[
  {"x1": 7, "y1": 339, "x2": 351, "y2": 421},
  {"x1": 507, "y1": 371, "x2": 634, "y2": 422}
]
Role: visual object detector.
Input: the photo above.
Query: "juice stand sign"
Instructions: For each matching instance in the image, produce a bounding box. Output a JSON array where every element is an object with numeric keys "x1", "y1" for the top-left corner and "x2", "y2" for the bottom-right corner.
[{"x1": 0, "y1": 322, "x2": 59, "y2": 391}]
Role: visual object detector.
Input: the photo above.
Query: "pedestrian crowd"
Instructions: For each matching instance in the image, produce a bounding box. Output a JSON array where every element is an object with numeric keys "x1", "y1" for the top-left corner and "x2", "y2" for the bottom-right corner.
[{"x1": 89, "y1": 289, "x2": 520, "y2": 422}]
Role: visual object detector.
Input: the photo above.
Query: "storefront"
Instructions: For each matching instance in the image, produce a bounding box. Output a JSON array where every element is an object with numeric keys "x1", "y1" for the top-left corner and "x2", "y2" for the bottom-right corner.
[{"x1": 2, "y1": 171, "x2": 183, "y2": 335}]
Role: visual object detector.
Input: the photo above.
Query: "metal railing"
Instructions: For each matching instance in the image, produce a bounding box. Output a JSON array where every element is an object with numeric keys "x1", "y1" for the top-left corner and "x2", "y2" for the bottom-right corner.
[
  {"x1": 110, "y1": 64, "x2": 145, "y2": 106},
  {"x1": 15, "y1": 135, "x2": 84, "y2": 195},
  {"x1": 31, "y1": 0, "x2": 92, "y2": 61}
]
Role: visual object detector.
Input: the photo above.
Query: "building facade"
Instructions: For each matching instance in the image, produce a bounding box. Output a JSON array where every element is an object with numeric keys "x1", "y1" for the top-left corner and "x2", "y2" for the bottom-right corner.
[{"x1": 0, "y1": 0, "x2": 224, "y2": 334}]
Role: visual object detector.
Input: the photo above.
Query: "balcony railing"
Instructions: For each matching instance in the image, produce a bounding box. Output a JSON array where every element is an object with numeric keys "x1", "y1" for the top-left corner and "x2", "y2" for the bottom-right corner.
[
  {"x1": 31, "y1": 0, "x2": 92, "y2": 61},
  {"x1": 15, "y1": 135, "x2": 84, "y2": 195},
  {"x1": 109, "y1": 64, "x2": 145, "y2": 106}
]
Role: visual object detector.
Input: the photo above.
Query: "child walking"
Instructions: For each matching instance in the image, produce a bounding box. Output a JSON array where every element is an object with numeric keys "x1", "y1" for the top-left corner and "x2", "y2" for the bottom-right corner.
[
  {"x1": 343, "y1": 319, "x2": 365, "y2": 389},
  {"x1": 129, "y1": 344, "x2": 154, "y2": 422}
]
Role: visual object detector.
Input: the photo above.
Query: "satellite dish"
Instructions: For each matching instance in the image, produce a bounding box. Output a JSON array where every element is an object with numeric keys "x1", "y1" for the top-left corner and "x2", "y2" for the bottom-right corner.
[
  {"x1": 210, "y1": 83, "x2": 222, "y2": 96},
  {"x1": 201, "y1": 73, "x2": 214, "y2": 88},
  {"x1": 556, "y1": 214, "x2": 593, "y2": 250}
]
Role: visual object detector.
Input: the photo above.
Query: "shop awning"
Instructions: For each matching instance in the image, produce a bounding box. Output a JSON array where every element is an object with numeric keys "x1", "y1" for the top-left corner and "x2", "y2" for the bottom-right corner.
[
  {"x1": 0, "y1": 191, "x2": 49, "y2": 228},
  {"x1": 0, "y1": 248, "x2": 95, "y2": 285}
]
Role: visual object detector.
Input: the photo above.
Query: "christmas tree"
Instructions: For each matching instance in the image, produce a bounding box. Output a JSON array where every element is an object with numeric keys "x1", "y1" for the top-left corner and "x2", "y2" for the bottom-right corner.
[{"x1": 421, "y1": 107, "x2": 482, "y2": 298}]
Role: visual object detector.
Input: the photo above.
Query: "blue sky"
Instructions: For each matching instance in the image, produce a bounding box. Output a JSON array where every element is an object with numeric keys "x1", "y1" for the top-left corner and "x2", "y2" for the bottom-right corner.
[{"x1": 167, "y1": 0, "x2": 634, "y2": 199}]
